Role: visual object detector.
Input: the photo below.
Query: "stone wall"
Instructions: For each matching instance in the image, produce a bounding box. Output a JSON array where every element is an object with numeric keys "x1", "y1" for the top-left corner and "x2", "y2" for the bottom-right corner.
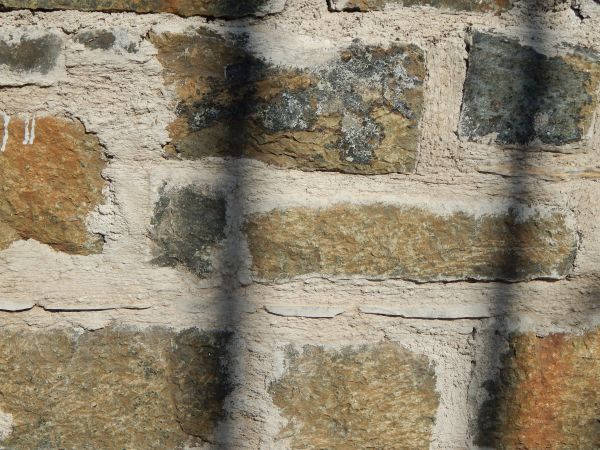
[{"x1": 0, "y1": 0, "x2": 599, "y2": 448}]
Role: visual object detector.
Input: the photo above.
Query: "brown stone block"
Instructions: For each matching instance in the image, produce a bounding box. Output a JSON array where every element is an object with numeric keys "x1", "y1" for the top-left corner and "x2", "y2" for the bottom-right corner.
[
  {"x1": 246, "y1": 204, "x2": 577, "y2": 281},
  {"x1": 477, "y1": 329, "x2": 600, "y2": 449},
  {"x1": 0, "y1": 327, "x2": 233, "y2": 449},
  {"x1": 0, "y1": 0, "x2": 284, "y2": 18},
  {"x1": 151, "y1": 30, "x2": 424, "y2": 174},
  {"x1": 269, "y1": 343, "x2": 439, "y2": 449},
  {"x1": 0, "y1": 116, "x2": 106, "y2": 254}
]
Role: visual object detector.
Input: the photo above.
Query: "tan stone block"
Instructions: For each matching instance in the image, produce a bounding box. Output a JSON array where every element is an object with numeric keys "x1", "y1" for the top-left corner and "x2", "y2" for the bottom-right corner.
[
  {"x1": 270, "y1": 343, "x2": 439, "y2": 449},
  {"x1": 246, "y1": 204, "x2": 576, "y2": 281}
]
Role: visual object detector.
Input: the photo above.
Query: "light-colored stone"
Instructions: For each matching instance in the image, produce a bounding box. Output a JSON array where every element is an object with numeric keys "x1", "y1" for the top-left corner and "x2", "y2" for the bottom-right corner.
[
  {"x1": 359, "y1": 304, "x2": 492, "y2": 319},
  {"x1": 265, "y1": 305, "x2": 345, "y2": 318}
]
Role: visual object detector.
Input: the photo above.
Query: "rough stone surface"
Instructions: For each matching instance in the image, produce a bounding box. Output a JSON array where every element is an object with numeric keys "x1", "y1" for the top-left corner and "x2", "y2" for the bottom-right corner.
[
  {"x1": 0, "y1": 32, "x2": 60, "y2": 74},
  {"x1": 149, "y1": 185, "x2": 226, "y2": 277},
  {"x1": 328, "y1": 0, "x2": 511, "y2": 12},
  {"x1": 0, "y1": 327, "x2": 233, "y2": 449},
  {"x1": 269, "y1": 343, "x2": 439, "y2": 449},
  {"x1": 151, "y1": 30, "x2": 424, "y2": 174},
  {"x1": 459, "y1": 32, "x2": 600, "y2": 147},
  {"x1": 74, "y1": 29, "x2": 138, "y2": 53},
  {"x1": 0, "y1": 0, "x2": 284, "y2": 18},
  {"x1": 0, "y1": 116, "x2": 106, "y2": 255},
  {"x1": 246, "y1": 204, "x2": 577, "y2": 282},
  {"x1": 477, "y1": 329, "x2": 600, "y2": 449}
]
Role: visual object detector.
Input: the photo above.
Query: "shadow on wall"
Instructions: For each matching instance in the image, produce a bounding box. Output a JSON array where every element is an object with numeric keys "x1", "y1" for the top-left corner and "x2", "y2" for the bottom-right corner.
[{"x1": 461, "y1": 0, "x2": 600, "y2": 447}]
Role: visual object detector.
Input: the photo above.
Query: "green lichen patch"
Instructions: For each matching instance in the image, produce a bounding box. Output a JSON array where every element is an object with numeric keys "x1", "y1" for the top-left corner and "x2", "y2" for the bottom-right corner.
[{"x1": 151, "y1": 31, "x2": 425, "y2": 174}]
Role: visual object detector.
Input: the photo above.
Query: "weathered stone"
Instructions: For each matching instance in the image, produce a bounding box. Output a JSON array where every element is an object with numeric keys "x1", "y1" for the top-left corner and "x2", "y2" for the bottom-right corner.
[
  {"x1": 74, "y1": 29, "x2": 138, "y2": 53},
  {"x1": 328, "y1": 0, "x2": 511, "y2": 12},
  {"x1": 149, "y1": 185, "x2": 226, "y2": 277},
  {"x1": 359, "y1": 303, "x2": 492, "y2": 318},
  {"x1": 0, "y1": 0, "x2": 284, "y2": 18},
  {"x1": 264, "y1": 305, "x2": 346, "y2": 318},
  {"x1": 0, "y1": 327, "x2": 233, "y2": 449},
  {"x1": 459, "y1": 32, "x2": 600, "y2": 146},
  {"x1": 246, "y1": 204, "x2": 576, "y2": 281},
  {"x1": 0, "y1": 32, "x2": 61, "y2": 74},
  {"x1": 477, "y1": 329, "x2": 600, "y2": 449},
  {"x1": 269, "y1": 343, "x2": 439, "y2": 448},
  {"x1": 0, "y1": 116, "x2": 106, "y2": 254},
  {"x1": 151, "y1": 30, "x2": 424, "y2": 174}
]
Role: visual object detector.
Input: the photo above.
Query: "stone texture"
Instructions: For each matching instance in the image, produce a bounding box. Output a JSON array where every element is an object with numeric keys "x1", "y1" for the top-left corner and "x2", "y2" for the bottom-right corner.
[
  {"x1": 246, "y1": 204, "x2": 576, "y2": 282},
  {"x1": 264, "y1": 305, "x2": 346, "y2": 318},
  {"x1": 269, "y1": 343, "x2": 439, "y2": 449},
  {"x1": 359, "y1": 303, "x2": 492, "y2": 318},
  {"x1": 459, "y1": 32, "x2": 600, "y2": 146},
  {"x1": 328, "y1": 0, "x2": 511, "y2": 12},
  {"x1": 151, "y1": 30, "x2": 424, "y2": 174},
  {"x1": 0, "y1": 31, "x2": 61, "y2": 74},
  {"x1": 74, "y1": 29, "x2": 138, "y2": 53},
  {"x1": 0, "y1": 327, "x2": 233, "y2": 449},
  {"x1": 0, "y1": 116, "x2": 106, "y2": 254},
  {"x1": 149, "y1": 185, "x2": 226, "y2": 277},
  {"x1": 0, "y1": 0, "x2": 284, "y2": 18},
  {"x1": 477, "y1": 329, "x2": 600, "y2": 449}
]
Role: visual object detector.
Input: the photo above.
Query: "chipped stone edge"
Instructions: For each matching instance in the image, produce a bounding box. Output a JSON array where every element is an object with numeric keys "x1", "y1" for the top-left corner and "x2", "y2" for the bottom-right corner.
[{"x1": 359, "y1": 304, "x2": 493, "y2": 319}]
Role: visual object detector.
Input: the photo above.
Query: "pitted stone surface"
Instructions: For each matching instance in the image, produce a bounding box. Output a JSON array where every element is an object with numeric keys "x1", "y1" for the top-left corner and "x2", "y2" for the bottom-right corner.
[
  {"x1": 0, "y1": 116, "x2": 106, "y2": 255},
  {"x1": 477, "y1": 329, "x2": 600, "y2": 449},
  {"x1": 149, "y1": 185, "x2": 226, "y2": 277},
  {"x1": 246, "y1": 204, "x2": 577, "y2": 281},
  {"x1": 151, "y1": 30, "x2": 424, "y2": 174},
  {"x1": 328, "y1": 0, "x2": 511, "y2": 12},
  {"x1": 459, "y1": 32, "x2": 600, "y2": 147},
  {"x1": 0, "y1": 0, "x2": 284, "y2": 18},
  {"x1": 269, "y1": 343, "x2": 439, "y2": 449},
  {"x1": 0, "y1": 327, "x2": 233, "y2": 449}
]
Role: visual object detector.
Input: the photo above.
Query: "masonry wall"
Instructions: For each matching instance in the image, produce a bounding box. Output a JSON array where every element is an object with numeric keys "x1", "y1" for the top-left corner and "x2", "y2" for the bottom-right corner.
[{"x1": 0, "y1": 0, "x2": 599, "y2": 448}]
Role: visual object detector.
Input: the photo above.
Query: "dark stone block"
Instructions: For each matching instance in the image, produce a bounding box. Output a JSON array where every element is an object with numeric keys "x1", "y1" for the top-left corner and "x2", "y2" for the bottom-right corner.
[
  {"x1": 459, "y1": 32, "x2": 600, "y2": 147},
  {"x1": 149, "y1": 185, "x2": 227, "y2": 277}
]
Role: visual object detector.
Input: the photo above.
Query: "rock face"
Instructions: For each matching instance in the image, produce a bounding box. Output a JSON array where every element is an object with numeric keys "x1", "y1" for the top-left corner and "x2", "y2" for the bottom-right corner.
[
  {"x1": 459, "y1": 32, "x2": 600, "y2": 147},
  {"x1": 149, "y1": 185, "x2": 227, "y2": 277},
  {"x1": 246, "y1": 204, "x2": 577, "y2": 282},
  {"x1": 151, "y1": 30, "x2": 425, "y2": 174},
  {"x1": 477, "y1": 329, "x2": 600, "y2": 449},
  {"x1": 0, "y1": 32, "x2": 61, "y2": 74},
  {"x1": 269, "y1": 343, "x2": 439, "y2": 449},
  {"x1": 0, "y1": 116, "x2": 106, "y2": 254},
  {"x1": 328, "y1": 0, "x2": 511, "y2": 12},
  {"x1": 0, "y1": 0, "x2": 284, "y2": 18},
  {"x1": 0, "y1": 327, "x2": 233, "y2": 449}
]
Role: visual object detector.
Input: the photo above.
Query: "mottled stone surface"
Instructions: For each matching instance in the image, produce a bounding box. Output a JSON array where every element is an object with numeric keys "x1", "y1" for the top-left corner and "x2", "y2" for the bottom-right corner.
[
  {"x1": 477, "y1": 329, "x2": 600, "y2": 449},
  {"x1": 246, "y1": 204, "x2": 576, "y2": 281},
  {"x1": 0, "y1": 116, "x2": 106, "y2": 254},
  {"x1": 328, "y1": 0, "x2": 511, "y2": 12},
  {"x1": 459, "y1": 32, "x2": 600, "y2": 146},
  {"x1": 151, "y1": 30, "x2": 424, "y2": 174},
  {"x1": 0, "y1": 31, "x2": 61, "y2": 74},
  {"x1": 0, "y1": 327, "x2": 232, "y2": 449},
  {"x1": 0, "y1": 0, "x2": 283, "y2": 18},
  {"x1": 149, "y1": 185, "x2": 226, "y2": 277},
  {"x1": 75, "y1": 29, "x2": 138, "y2": 53},
  {"x1": 270, "y1": 343, "x2": 439, "y2": 449}
]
